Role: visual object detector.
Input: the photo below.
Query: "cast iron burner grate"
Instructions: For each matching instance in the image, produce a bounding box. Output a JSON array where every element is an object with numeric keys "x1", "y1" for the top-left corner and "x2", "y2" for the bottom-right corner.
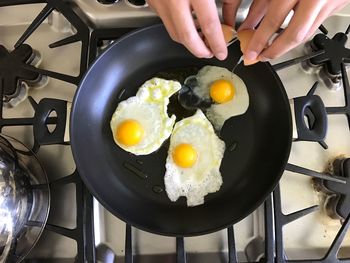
[
  {"x1": 1, "y1": 1, "x2": 350, "y2": 261},
  {"x1": 309, "y1": 25, "x2": 350, "y2": 77},
  {"x1": 263, "y1": 24, "x2": 350, "y2": 263},
  {"x1": 320, "y1": 158, "x2": 350, "y2": 220},
  {"x1": 0, "y1": 44, "x2": 40, "y2": 103},
  {"x1": 0, "y1": 0, "x2": 93, "y2": 262},
  {"x1": 274, "y1": 26, "x2": 350, "y2": 89}
]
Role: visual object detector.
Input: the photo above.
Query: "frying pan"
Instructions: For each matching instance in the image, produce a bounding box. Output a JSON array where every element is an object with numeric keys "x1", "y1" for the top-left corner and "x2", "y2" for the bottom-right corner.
[{"x1": 70, "y1": 24, "x2": 292, "y2": 236}]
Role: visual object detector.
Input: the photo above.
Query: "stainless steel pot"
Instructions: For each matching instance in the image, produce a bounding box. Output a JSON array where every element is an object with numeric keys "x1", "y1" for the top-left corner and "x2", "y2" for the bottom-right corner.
[{"x1": 0, "y1": 135, "x2": 50, "y2": 263}]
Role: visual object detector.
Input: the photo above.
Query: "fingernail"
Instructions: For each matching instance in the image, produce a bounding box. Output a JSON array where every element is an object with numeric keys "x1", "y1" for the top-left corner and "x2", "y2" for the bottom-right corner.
[
  {"x1": 205, "y1": 53, "x2": 214, "y2": 59},
  {"x1": 244, "y1": 50, "x2": 258, "y2": 61},
  {"x1": 216, "y1": 52, "x2": 227, "y2": 60},
  {"x1": 237, "y1": 23, "x2": 249, "y2": 32}
]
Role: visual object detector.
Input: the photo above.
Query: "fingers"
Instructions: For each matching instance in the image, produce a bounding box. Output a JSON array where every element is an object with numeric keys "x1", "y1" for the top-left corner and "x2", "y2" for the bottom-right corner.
[
  {"x1": 239, "y1": 0, "x2": 269, "y2": 30},
  {"x1": 147, "y1": 0, "x2": 179, "y2": 41},
  {"x1": 172, "y1": 1, "x2": 214, "y2": 58},
  {"x1": 244, "y1": 0, "x2": 297, "y2": 61},
  {"x1": 192, "y1": 0, "x2": 227, "y2": 60},
  {"x1": 148, "y1": 0, "x2": 212, "y2": 58},
  {"x1": 149, "y1": 0, "x2": 350, "y2": 61},
  {"x1": 304, "y1": 6, "x2": 331, "y2": 41},
  {"x1": 222, "y1": 0, "x2": 242, "y2": 28},
  {"x1": 260, "y1": 0, "x2": 325, "y2": 60},
  {"x1": 305, "y1": 1, "x2": 348, "y2": 41},
  {"x1": 162, "y1": 17, "x2": 180, "y2": 42}
]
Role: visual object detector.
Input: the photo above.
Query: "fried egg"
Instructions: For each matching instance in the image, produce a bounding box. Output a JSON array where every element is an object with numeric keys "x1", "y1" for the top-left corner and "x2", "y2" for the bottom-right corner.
[
  {"x1": 110, "y1": 78, "x2": 181, "y2": 155},
  {"x1": 164, "y1": 110, "x2": 225, "y2": 206},
  {"x1": 192, "y1": 65, "x2": 249, "y2": 130}
]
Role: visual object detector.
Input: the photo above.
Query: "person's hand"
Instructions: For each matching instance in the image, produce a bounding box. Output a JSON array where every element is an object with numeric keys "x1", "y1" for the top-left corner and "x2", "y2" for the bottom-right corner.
[
  {"x1": 147, "y1": 0, "x2": 240, "y2": 60},
  {"x1": 148, "y1": 0, "x2": 350, "y2": 62},
  {"x1": 239, "y1": 0, "x2": 350, "y2": 62}
]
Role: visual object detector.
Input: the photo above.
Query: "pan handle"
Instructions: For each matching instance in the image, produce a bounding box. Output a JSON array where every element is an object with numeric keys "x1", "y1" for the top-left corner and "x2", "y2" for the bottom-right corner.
[{"x1": 289, "y1": 94, "x2": 328, "y2": 143}]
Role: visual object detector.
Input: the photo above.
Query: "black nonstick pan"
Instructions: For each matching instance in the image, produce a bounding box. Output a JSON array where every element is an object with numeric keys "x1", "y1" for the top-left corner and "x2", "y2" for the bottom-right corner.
[{"x1": 70, "y1": 24, "x2": 292, "y2": 236}]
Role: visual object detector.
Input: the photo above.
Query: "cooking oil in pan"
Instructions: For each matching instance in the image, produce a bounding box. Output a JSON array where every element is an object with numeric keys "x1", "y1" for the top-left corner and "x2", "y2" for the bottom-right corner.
[
  {"x1": 123, "y1": 162, "x2": 148, "y2": 179},
  {"x1": 155, "y1": 66, "x2": 200, "y2": 121},
  {"x1": 152, "y1": 185, "x2": 164, "y2": 194},
  {"x1": 228, "y1": 141, "x2": 238, "y2": 152}
]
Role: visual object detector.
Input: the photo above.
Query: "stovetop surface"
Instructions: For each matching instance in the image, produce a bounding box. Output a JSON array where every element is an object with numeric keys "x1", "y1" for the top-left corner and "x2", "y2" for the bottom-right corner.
[{"x1": 0, "y1": 1, "x2": 350, "y2": 262}]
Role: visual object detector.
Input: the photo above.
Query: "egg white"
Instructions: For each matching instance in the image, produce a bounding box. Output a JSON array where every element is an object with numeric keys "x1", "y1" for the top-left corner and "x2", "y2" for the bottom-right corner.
[
  {"x1": 110, "y1": 78, "x2": 181, "y2": 155},
  {"x1": 164, "y1": 110, "x2": 226, "y2": 206},
  {"x1": 194, "y1": 65, "x2": 249, "y2": 130}
]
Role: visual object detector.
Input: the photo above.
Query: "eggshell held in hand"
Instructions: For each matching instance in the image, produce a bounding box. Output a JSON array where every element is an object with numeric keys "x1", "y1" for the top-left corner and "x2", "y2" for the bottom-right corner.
[
  {"x1": 221, "y1": 24, "x2": 235, "y2": 44},
  {"x1": 237, "y1": 29, "x2": 260, "y2": 65},
  {"x1": 204, "y1": 24, "x2": 235, "y2": 47}
]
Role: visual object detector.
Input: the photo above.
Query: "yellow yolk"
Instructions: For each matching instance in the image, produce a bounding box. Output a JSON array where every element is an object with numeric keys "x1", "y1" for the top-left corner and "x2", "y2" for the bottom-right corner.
[
  {"x1": 210, "y1": 79, "x2": 235, "y2": 104},
  {"x1": 172, "y1": 143, "x2": 198, "y2": 168},
  {"x1": 115, "y1": 119, "x2": 144, "y2": 146}
]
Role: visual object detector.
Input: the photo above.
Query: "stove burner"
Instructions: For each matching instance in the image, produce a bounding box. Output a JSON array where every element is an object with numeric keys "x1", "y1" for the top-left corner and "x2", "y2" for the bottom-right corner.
[
  {"x1": 305, "y1": 25, "x2": 350, "y2": 89},
  {"x1": 0, "y1": 44, "x2": 47, "y2": 107},
  {"x1": 319, "y1": 158, "x2": 350, "y2": 220}
]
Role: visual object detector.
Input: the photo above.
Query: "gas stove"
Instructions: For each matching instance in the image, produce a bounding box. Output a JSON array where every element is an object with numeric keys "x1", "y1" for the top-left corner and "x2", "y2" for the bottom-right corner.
[{"x1": 0, "y1": 1, "x2": 350, "y2": 262}]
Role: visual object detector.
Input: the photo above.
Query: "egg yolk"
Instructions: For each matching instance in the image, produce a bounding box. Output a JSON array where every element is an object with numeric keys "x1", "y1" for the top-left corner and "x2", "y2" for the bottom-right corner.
[
  {"x1": 115, "y1": 119, "x2": 144, "y2": 146},
  {"x1": 210, "y1": 79, "x2": 235, "y2": 104},
  {"x1": 172, "y1": 143, "x2": 198, "y2": 168}
]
